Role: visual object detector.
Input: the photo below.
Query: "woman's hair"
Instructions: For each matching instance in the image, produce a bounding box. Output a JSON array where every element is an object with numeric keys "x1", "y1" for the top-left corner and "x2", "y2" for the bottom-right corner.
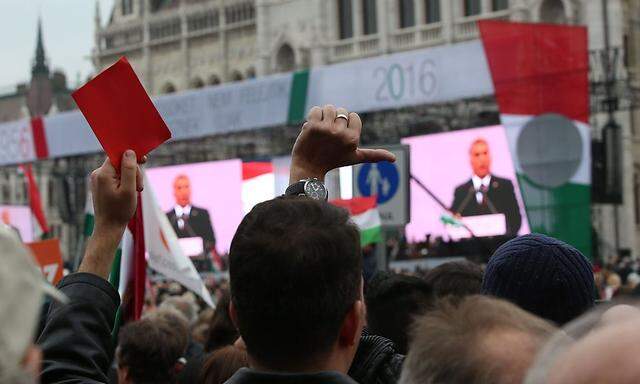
[
  {"x1": 204, "y1": 291, "x2": 239, "y2": 352},
  {"x1": 199, "y1": 346, "x2": 248, "y2": 384}
]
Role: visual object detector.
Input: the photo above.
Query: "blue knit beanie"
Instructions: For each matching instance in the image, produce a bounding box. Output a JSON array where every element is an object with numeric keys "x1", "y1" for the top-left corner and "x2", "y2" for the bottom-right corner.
[{"x1": 482, "y1": 233, "x2": 595, "y2": 325}]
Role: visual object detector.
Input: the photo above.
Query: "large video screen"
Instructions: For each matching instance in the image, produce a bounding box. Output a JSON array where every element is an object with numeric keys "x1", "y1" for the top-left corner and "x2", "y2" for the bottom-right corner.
[
  {"x1": 146, "y1": 159, "x2": 244, "y2": 255},
  {"x1": 402, "y1": 126, "x2": 530, "y2": 242},
  {"x1": 0, "y1": 205, "x2": 33, "y2": 242}
]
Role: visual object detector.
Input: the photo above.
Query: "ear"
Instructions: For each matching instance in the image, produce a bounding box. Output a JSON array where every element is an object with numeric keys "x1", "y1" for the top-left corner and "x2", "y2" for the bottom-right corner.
[{"x1": 338, "y1": 299, "x2": 365, "y2": 347}]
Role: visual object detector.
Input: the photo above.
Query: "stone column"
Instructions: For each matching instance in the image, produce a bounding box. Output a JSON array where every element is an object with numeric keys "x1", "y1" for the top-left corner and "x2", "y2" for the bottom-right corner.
[{"x1": 255, "y1": 0, "x2": 271, "y2": 76}]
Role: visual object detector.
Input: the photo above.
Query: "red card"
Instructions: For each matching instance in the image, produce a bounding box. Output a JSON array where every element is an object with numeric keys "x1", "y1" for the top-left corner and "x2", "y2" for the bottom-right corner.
[{"x1": 72, "y1": 57, "x2": 171, "y2": 169}]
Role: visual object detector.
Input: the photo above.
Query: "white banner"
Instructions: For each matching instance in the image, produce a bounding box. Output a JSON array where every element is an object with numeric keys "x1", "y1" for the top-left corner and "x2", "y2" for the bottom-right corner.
[
  {"x1": 0, "y1": 119, "x2": 36, "y2": 165},
  {"x1": 44, "y1": 110, "x2": 101, "y2": 158},
  {"x1": 306, "y1": 40, "x2": 494, "y2": 113},
  {"x1": 154, "y1": 72, "x2": 293, "y2": 140}
]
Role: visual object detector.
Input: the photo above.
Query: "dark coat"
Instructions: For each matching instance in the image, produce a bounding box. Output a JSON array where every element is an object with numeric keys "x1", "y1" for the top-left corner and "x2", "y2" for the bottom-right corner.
[
  {"x1": 167, "y1": 205, "x2": 216, "y2": 251},
  {"x1": 450, "y1": 175, "x2": 522, "y2": 235},
  {"x1": 37, "y1": 273, "x2": 121, "y2": 383}
]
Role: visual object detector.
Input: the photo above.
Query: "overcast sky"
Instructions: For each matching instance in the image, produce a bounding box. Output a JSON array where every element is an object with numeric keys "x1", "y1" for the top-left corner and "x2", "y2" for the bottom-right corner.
[{"x1": 0, "y1": 0, "x2": 115, "y2": 91}]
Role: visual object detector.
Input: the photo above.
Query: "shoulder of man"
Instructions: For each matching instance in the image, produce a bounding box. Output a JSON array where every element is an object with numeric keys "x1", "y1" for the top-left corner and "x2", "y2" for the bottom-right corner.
[
  {"x1": 454, "y1": 179, "x2": 473, "y2": 194},
  {"x1": 190, "y1": 206, "x2": 210, "y2": 217},
  {"x1": 490, "y1": 175, "x2": 514, "y2": 190}
]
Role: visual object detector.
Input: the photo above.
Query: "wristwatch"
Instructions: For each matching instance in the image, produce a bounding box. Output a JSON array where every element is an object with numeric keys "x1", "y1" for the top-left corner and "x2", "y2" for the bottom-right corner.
[{"x1": 285, "y1": 178, "x2": 328, "y2": 201}]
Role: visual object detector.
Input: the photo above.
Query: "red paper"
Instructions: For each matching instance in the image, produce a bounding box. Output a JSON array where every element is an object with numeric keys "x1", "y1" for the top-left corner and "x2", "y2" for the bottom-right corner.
[{"x1": 72, "y1": 57, "x2": 171, "y2": 169}]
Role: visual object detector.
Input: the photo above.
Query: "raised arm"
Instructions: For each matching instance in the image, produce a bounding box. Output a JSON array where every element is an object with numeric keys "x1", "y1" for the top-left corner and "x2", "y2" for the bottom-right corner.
[
  {"x1": 38, "y1": 150, "x2": 143, "y2": 384},
  {"x1": 290, "y1": 104, "x2": 396, "y2": 184}
]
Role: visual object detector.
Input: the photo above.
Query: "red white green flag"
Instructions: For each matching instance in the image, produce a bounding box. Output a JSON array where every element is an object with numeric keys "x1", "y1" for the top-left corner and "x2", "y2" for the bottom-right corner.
[{"x1": 331, "y1": 196, "x2": 382, "y2": 246}]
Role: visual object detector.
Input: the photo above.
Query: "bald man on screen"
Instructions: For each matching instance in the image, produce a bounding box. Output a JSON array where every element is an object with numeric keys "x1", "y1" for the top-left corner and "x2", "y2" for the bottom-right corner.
[
  {"x1": 450, "y1": 139, "x2": 522, "y2": 235},
  {"x1": 166, "y1": 174, "x2": 216, "y2": 253}
]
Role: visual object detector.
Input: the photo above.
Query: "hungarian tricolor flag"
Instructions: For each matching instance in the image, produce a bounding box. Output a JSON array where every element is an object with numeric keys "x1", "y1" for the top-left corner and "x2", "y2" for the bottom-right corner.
[
  {"x1": 242, "y1": 162, "x2": 276, "y2": 213},
  {"x1": 479, "y1": 21, "x2": 591, "y2": 257},
  {"x1": 331, "y1": 196, "x2": 382, "y2": 246}
]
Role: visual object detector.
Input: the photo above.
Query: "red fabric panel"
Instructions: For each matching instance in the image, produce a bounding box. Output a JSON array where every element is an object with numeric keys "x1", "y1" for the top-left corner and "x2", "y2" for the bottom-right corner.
[
  {"x1": 30, "y1": 117, "x2": 49, "y2": 159},
  {"x1": 331, "y1": 196, "x2": 378, "y2": 216},
  {"x1": 478, "y1": 20, "x2": 590, "y2": 124},
  {"x1": 21, "y1": 164, "x2": 50, "y2": 233}
]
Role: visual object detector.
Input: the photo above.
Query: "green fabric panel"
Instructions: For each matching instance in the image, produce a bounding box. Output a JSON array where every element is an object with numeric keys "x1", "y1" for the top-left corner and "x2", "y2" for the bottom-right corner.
[
  {"x1": 361, "y1": 226, "x2": 382, "y2": 246},
  {"x1": 517, "y1": 175, "x2": 592, "y2": 259},
  {"x1": 287, "y1": 70, "x2": 310, "y2": 124}
]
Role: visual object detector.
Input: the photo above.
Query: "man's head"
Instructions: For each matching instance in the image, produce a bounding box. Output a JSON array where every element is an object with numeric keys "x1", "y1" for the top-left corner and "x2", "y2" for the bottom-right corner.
[
  {"x1": 229, "y1": 196, "x2": 364, "y2": 372},
  {"x1": 469, "y1": 139, "x2": 491, "y2": 178},
  {"x1": 117, "y1": 317, "x2": 189, "y2": 384},
  {"x1": 482, "y1": 234, "x2": 595, "y2": 325},
  {"x1": 424, "y1": 260, "x2": 483, "y2": 301},
  {"x1": 400, "y1": 295, "x2": 556, "y2": 384},
  {"x1": 365, "y1": 272, "x2": 434, "y2": 354},
  {"x1": 173, "y1": 175, "x2": 191, "y2": 207}
]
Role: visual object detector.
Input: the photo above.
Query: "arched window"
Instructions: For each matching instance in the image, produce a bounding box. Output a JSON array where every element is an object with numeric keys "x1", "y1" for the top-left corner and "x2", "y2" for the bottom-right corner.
[
  {"x1": 208, "y1": 74, "x2": 221, "y2": 86},
  {"x1": 399, "y1": 0, "x2": 415, "y2": 29},
  {"x1": 276, "y1": 44, "x2": 296, "y2": 73},
  {"x1": 540, "y1": 0, "x2": 567, "y2": 24},
  {"x1": 161, "y1": 82, "x2": 176, "y2": 94},
  {"x1": 122, "y1": 0, "x2": 133, "y2": 15},
  {"x1": 337, "y1": 0, "x2": 353, "y2": 39},
  {"x1": 492, "y1": 0, "x2": 508, "y2": 11},
  {"x1": 190, "y1": 77, "x2": 204, "y2": 89},
  {"x1": 463, "y1": 0, "x2": 481, "y2": 16},
  {"x1": 246, "y1": 67, "x2": 256, "y2": 79},
  {"x1": 362, "y1": 0, "x2": 377, "y2": 35},
  {"x1": 230, "y1": 71, "x2": 243, "y2": 82},
  {"x1": 425, "y1": 0, "x2": 441, "y2": 23}
]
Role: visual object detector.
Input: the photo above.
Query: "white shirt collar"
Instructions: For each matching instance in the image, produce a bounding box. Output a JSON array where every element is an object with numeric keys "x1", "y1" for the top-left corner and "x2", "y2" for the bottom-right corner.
[
  {"x1": 174, "y1": 205, "x2": 192, "y2": 217},
  {"x1": 471, "y1": 175, "x2": 491, "y2": 191}
]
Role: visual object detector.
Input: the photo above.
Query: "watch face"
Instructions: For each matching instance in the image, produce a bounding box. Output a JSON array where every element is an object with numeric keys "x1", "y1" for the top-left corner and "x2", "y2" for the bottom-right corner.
[{"x1": 304, "y1": 179, "x2": 328, "y2": 200}]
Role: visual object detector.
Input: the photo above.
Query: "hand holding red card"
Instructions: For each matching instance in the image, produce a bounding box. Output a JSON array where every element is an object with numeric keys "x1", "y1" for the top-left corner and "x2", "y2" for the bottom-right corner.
[{"x1": 72, "y1": 57, "x2": 171, "y2": 169}]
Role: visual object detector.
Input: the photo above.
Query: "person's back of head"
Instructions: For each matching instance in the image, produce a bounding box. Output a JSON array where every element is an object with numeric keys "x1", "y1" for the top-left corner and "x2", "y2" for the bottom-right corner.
[
  {"x1": 229, "y1": 196, "x2": 364, "y2": 372},
  {"x1": 160, "y1": 295, "x2": 199, "y2": 325},
  {"x1": 117, "y1": 317, "x2": 189, "y2": 384},
  {"x1": 400, "y1": 295, "x2": 556, "y2": 384},
  {"x1": 204, "y1": 291, "x2": 238, "y2": 353},
  {"x1": 482, "y1": 234, "x2": 595, "y2": 325},
  {"x1": 365, "y1": 272, "x2": 434, "y2": 354},
  {"x1": 424, "y1": 260, "x2": 483, "y2": 300},
  {"x1": 198, "y1": 346, "x2": 248, "y2": 384}
]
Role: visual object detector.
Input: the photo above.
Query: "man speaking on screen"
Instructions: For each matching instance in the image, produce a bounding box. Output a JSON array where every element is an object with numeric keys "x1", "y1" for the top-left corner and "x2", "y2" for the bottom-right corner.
[
  {"x1": 450, "y1": 139, "x2": 522, "y2": 235},
  {"x1": 166, "y1": 174, "x2": 217, "y2": 254}
]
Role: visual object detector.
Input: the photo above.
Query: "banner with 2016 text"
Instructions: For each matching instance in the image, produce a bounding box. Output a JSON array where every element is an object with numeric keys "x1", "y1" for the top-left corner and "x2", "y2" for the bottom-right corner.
[{"x1": 0, "y1": 40, "x2": 494, "y2": 166}]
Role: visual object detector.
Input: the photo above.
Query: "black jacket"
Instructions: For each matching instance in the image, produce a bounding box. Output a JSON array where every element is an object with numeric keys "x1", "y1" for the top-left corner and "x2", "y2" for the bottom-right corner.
[
  {"x1": 167, "y1": 205, "x2": 216, "y2": 251},
  {"x1": 37, "y1": 273, "x2": 120, "y2": 384},
  {"x1": 349, "y1": 330, "x2": 404, "y2": 384},
  {"x1": 450, "y1": 175, "x2": 522, "y2": 235},
  {"x1": 226, "y1": 367, "x2": 358, "y2": 384}
]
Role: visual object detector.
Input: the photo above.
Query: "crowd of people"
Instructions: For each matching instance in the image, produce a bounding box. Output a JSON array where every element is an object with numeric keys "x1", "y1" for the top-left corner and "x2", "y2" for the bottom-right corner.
[{"x1": 3, "y1": 104, "x2": 640, "y2": 384}]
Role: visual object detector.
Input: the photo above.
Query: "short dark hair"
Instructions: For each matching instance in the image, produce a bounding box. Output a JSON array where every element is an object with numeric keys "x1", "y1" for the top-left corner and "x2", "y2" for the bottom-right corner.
[
  {"x1": 229, "y1": 197, "x2": 362, "y2": 368},
  {"x1": 198, "y1": 346, "x2": 248, "y2": 384},
  {"x1": 424, "y1": 261, "x2": 483, "y2": 300},
  {"x1": 365, "y1": 272, "x2": 434, "y2": 354},
  {"x1": 118, "y1": 318, "x2": 188, "y2": 384}
]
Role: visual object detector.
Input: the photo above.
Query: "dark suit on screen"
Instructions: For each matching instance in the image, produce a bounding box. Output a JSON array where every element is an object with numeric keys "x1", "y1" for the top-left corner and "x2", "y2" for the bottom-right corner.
[
  {"x1": 450, "y1": 175, "x2": 522, "y2": 235},
  {"x1": 166, "y1": 205, "x2": 216, "y2": 252}
]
